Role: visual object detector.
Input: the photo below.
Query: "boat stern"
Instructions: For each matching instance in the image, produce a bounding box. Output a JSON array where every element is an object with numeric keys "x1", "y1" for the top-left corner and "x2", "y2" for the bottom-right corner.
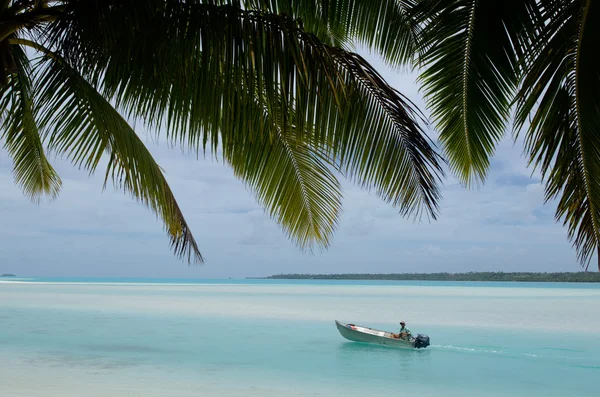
[{"x1": 414, "y1": 334, "x2": 430, "y2": 348}]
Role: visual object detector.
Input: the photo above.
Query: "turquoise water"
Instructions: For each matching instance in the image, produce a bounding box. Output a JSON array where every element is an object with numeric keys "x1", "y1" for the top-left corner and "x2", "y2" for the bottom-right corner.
[{"x1": 1, "y1": 279, "x2": 599, "y2": 396}]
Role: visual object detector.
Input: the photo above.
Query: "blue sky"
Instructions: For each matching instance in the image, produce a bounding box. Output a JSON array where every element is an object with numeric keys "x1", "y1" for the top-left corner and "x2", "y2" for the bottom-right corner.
[{"x1": 0, "y1": 52, "x2": 587, "y2": 278}]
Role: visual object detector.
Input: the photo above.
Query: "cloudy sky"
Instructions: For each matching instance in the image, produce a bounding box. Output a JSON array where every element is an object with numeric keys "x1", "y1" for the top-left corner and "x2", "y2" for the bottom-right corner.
[{"x1": 0, "y1": 51, "x2": 587, "y2": 278}]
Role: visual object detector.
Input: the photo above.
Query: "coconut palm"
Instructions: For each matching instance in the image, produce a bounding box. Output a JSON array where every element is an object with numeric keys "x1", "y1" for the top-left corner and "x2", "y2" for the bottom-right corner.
[
  {"x1": 269, "y1": 0, "x2": 600, "y2": 271},
  {"x1": 412, "y1": 0, "x2": 600, "y2": 271},
  {"x1": 182, "y1": 0, "x2": 600, "y2": 270},
  {"x1": 0, "y1": 0, "x2": 444, "y2": 264}
]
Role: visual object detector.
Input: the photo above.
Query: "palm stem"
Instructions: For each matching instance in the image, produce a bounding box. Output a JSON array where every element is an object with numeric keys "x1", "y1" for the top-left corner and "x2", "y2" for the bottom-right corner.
[{"x1": 8, "y1": 37, "x2": 54, "y2": 55}]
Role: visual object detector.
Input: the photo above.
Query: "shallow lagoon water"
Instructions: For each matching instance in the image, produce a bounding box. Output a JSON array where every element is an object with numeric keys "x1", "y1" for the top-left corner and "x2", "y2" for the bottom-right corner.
[{"x1": 1, "y1": 279, "x2": 599, "y2": 396}]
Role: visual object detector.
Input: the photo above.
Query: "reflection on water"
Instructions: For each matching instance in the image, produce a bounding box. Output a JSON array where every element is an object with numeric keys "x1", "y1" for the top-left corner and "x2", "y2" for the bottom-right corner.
[
  {"x1": 337, "y1": 340, "x2": 428, "y2": 355},
  {"x1": 336, "y1": 341, "x2": 432, "y2": 371}
]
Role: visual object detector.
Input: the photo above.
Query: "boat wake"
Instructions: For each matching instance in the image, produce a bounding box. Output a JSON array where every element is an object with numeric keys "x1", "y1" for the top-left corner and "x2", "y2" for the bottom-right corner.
[
  {"x1": 431, "y1": 345, "x2": 596, "y2": 364},
  {"x1": 432, "y1": 345, "x2": 507, "y2": 355}
]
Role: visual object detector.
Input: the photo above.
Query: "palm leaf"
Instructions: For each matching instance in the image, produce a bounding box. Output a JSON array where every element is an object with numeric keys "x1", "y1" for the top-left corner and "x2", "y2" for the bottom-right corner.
[
  {"x1": 20, "y1": 41, "x2": 203, "y2": 264},
  {"x1": 311, "y1": 47, "x2": 444, "y2": 219},
  {"x1": 240, "y1": 0, "x2": 345, "y2": 48},
  {"x1": 515, "y1": 0, "x2": 600, "y2": 271},
  {"x1": 221, "y1": 95, "x2": 342, "y2": 250},
  {"x1": 415, "y1": 0, "x2": 535, "y2": 186},
  {"x1": 244, "y1": 0, "x2": 420, "y2": 65},
  {"x1": 45, "y1": 1, "x2": 443, "y2": 237},
  {"x1": 0, "y1": 42, "x2": 61, "y2": 202}
]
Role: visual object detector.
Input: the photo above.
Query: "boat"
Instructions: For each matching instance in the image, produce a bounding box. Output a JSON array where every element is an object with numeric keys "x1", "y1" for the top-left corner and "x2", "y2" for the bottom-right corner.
[{"x1": 335, "y1": 320, "x2": 430, "y2": 349}]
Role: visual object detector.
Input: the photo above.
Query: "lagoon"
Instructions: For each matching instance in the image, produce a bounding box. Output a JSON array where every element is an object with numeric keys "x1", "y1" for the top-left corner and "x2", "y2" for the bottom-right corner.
[{"x1": 1, "y1": 279, "x2": 599, "y2": 396}]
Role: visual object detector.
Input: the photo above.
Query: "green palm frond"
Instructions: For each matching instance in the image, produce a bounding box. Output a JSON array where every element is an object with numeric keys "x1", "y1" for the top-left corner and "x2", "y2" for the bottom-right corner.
[
  {"x1": 0, "y1": 43, "x2": 61, "y2": 202},
  {"x1": 245, "y1": 0, "x2": 420, "y2": 65},
  {"x1": 48, "y1": 1, "x2": 443, "y2": 222},
  {"x1": 4, "y1": 0, "x2": 600, "y2": 272},
  {"x1": 313, "y1": 47, "x2": 444, "y2": 219},
  {"x1": 342, "y1": 0, "x2": 419, "y2": 65},
  {"x1": 2, "y1": 0, "x2": 444, "y2": 265},
  {"x1": 240, "y1": 0, "x2": 345, "y2": 47},
  {"x1": 24, "y1": 43, "x2": 203, "y2": 264},
  {"x1": 515, "y1": 0, "x2": 600, "y2": 271},
  {"x1": 222, "y1": 96, "x2": 342, "y2": 250},
  {"x1": 416, "y1": 0, "x2": 534, "y2": 186}
]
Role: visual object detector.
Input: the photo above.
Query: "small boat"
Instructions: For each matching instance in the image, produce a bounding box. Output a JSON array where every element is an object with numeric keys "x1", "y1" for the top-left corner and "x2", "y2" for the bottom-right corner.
[{"x1": 335, "y1": 320, "x2": 430, "y2": 349}]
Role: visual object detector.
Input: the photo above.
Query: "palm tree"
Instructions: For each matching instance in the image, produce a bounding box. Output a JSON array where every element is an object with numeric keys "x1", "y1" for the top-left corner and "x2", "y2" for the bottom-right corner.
[
  {"x1": 413, "y1": 0, "x2": 600, "y2": 271},
  {"x1": 270, "y1": 0, "x2": 600, "y2": 271},
  {"x1": 0, "y1": 1, "x2": 444, "y2": 264},
  {"x1": 247, "y1": 0, "x2": 600, "y2": 270},
  {"x1": 9, "y1": 1, "x2": 594, "y2": 271}
]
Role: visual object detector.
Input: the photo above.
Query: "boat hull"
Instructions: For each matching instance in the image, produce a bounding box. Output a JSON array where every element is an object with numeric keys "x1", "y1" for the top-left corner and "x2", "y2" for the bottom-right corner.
[{"x1": 335, "y1": 321, "x2": 417, "y2": 349}]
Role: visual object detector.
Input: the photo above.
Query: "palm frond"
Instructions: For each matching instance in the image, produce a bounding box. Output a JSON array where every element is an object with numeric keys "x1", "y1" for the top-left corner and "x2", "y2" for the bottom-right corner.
[
  {"x1": 0, "y1": 42, "x2": 61, "y2": 202},
  {"x1": 313, "y1": 47, "x2": 444, "y2": 219},
  {"x1": 515, "y1": 0, "x2": 600, "y2": 271},
  {"x1": 244, "y1": 0, "x2": 420, "y2": 65},
  {"x1": 0, "y1": 3, "x2": 64, "y2": 42},
  {"x1": 24, "y1": 43, "x2": 203, "y2": 264},
  {"x1": 47, "y1": 1, "x2": 443, "y2": 223},
  {"x1": 222, "y1": 95, "x2": 342, "y2": 251},
  {"x1": 416, "y1": 0, "x2": 534, "y2": 186},
  {"x1": 240, "y1": 0, "x2": 344, "y2": 48}
]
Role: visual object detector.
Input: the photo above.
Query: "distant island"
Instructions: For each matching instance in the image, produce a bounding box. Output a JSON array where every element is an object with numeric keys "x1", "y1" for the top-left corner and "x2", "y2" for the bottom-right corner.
[
  {"x1": 0, "y1": 273, "x2": 16, "y2": 277},
  {"x1": 251, "y1": 272, "x2": 600, "y2": 283}
]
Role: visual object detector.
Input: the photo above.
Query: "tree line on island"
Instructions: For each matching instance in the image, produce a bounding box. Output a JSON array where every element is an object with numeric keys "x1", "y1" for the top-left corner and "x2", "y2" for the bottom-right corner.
[{"x1": 254, "y1": 272, "x2": 600, "y2": 282}]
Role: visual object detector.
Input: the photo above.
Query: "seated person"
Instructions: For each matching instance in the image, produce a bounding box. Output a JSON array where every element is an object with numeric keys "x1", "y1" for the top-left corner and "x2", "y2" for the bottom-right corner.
[{"x1": 391, "y1": 321, "x2": 411, "y2": 339}]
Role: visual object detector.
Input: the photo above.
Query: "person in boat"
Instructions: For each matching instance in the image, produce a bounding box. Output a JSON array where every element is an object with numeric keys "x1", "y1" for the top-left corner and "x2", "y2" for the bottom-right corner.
[{"x1": 392, "y1": 321, "x2": 411, "y2": 339}]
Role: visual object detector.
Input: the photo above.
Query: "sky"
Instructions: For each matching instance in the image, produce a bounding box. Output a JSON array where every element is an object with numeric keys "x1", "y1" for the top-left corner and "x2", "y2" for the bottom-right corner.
[{"x1": 0, "y1": 51, "x2": 589, "y2": 278}]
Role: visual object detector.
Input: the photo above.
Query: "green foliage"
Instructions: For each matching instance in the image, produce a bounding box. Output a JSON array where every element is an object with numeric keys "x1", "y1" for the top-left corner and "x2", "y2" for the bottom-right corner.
[
  {"x1": 221, "y1": 97, "x2": 343, "y2": 250},
  {"x1": 34, "y1": 46, "x2": 201, "y2": 263},
  {"x1": 260, "y1": 272, "x2": 600, "y2": 282},
  {"x1": 514, "y1": 0, "x2": 600, "y2": 270},
  {"x1": 372, "y1": 0, "x2": 599, "y2": 271},
  {"x1": 415, "y1": 0, "x2": 533, "y2": 186},
  {"x1": 244, "y1": 0, "x2": 420, "y2": 65},
  {"x1": 0, "y1": 0, "x2": 443, "y2": 264},
  {"x1": 3, "y1": 0, "x2": 599, "y2": 272},
  {"x1": 228, "y1": 1, "x2": 600, "y2": 270},
  {"x1": 1, "y1": 44, "x2": 61, "y2": 202}
]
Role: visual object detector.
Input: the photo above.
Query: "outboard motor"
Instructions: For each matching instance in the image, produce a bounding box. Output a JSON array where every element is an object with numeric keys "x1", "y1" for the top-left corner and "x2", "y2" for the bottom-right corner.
[{"x1": 414, "y1": 334, "x2": 430, "y2": 349}]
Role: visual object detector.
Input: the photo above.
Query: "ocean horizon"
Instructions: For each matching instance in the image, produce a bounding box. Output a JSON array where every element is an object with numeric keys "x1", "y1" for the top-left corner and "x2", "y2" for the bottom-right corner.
[{"x1": 1, "y1": 278, "x2": 599, "y2": 396}]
